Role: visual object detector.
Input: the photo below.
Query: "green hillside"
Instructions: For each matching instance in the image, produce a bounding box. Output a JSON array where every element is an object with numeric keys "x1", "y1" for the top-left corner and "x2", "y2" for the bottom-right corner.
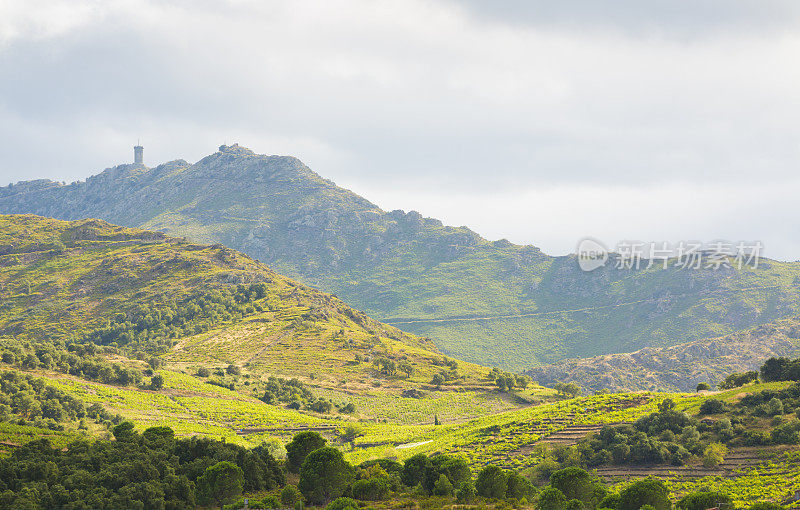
[
  {"x1": 527, "y1": 317, "x2": 800, "y2": 392},
  {"x1": 0, "y1": 214, "x2": 493, "y2": 389},
  {"x1": 2, "y1": 214, "x2": 800, "y2": 507},
  {"x1": 4, "y1": 145, "x2": 800, "y2": 370}
]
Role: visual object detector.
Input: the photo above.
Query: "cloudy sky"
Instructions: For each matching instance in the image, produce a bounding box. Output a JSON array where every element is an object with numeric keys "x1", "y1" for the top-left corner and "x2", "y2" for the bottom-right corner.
[{"x1": 1, "y1": 1, "x2": 799, "y2": 259}]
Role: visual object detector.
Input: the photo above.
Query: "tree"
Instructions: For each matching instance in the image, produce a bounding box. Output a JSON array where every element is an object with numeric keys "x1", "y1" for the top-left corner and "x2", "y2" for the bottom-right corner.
[
  {"x1": 281, "y1": 485, "x2": 302, "y2": 507},
  {"x1": 456, "y1": 481, "x2": 477, "y2": 503},
  {"x1": 423, "y1": 455, "x2": 471, "y2": 494},
  {"x1": 550, "y1": 467, "x2": 594, "y2": 503},
  {"x1": 286, "y1": 431, "x2": 327, "y2": 473},
  {"x1": 702, "y1": 443, "x2": 727, "y2": 468},
  {"x1": 150, "y1": 374, "x2": 164, "y2": 390},
  {"x1": 475, "y1": 465, "x2": 507, "y2": 499},
  {"x1": 699, "y1": 398, "x2": 726, "y2": 415},
  {"x1": 555, "y1": 382, "x2": 582, "y2": 398},
  {"x1": 197, "y1": 367, "x2": 211, "y2": 377},
  {"x1": 298, "y1": 447, "x2": 355, "y2": 505},
  {"x1": 618, "y1": 478, "x2": 670, "y2": 510},
  {"x1": 226, "y1": 364, "x2": 241, "y2": 376},
  {"x1": 402, "y1": 454, "x2": 430, "y2": 488},
  {"x1": 537, "y1": 487, "x2": 567, "y2": 510},
  {"x1": 696, "y1": 382, "x2": 710, "y2": 392},
  {"x1": 113, "y1": 421, "x2": 137, "y2": 442},
  {"x1": 506, "y1": 471, "x2": 533, "y2": 500},
  {"x1": 340, "y1": 424, "x2": 363, "y2": 450},
  {"x1": 433, "y1": 473, "x2": 454, "y2": 496},
  {"x1": 431, "y1": 373, "x2": 445, "y2": 386},
  {"x1": 398, "y1": 360, "x2": 414, "y2": 378},
  {"x1": 197, "y1": 461, "x2": 244, "y2": 508}
]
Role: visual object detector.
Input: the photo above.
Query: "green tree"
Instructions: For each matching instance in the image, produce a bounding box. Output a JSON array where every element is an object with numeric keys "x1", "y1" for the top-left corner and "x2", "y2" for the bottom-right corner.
[
  {"x1": 286, "y1": 431, "x2": 327, "y2": 473},
  {"x1": 150, "y1": 374, "x2": 164, "y2": 390},
  {"x1": 402, "y1": 454, "x2": 430, "y2": 488},
  {"x1": 618, "y1": 478, "x2": 670, "y2": 510},
  {"x1": 398, "y1": 360, "x2": 414, "y2": 378},
  {"x1": 456, "y1": 481, "x2": 477, "y2": 503},
  {"x1": 702, "y1": 443, "x2": 727, "y2": 468},
  {"x1": 475, "y1": 465, "x2": 507, "y2": 499},
  {"x1": 506, "y1": 471, "x2": 533, "y2": 500},
  {"x1": 113, "y1": 421, "x2": 137, "y2": 442},
  {"x1": 340, "y1": 424, "x2": 363, "y2": 450},
  {"x1": 550, "y1": 467, "x2": 594, "y2": 503},
  {"x1": 281, "y1": 485, "x2": 302, "y2": 507},
  {"x1": 197, "y1": 461, "x2": 244, "y2": 508},
  {"x1": 537, "y1": 487, "x2": 567, "y2": 510},
  {"x1": 298, "y1": 447, "x2": 355, "y2": 505},
  {"x1": 696, "y1": 382, "x2": 710, "y2": 392},
  {"x1": 433, "y1": 473, "x2": 454, "y2": 496}
]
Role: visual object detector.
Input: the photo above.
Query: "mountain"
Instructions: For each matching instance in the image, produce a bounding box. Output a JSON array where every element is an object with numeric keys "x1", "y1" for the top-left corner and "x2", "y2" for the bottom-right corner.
[
  {"x1": 0, "y1": 214, "x2": 488, "y2": 387},
  {"x1": 527, "y1": 317, "x2": 800, "y2": 392},
  {"x1": 4, "y1": 144, "x2": 800, "y2": 370}
]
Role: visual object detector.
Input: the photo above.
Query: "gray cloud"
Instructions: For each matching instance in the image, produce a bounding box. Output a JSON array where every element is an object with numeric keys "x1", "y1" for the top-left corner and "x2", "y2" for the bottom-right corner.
[
  {"x1": 451, "y1": 0, "x2": 800, "y2": 37},
  {"x1": 0, "y1": 0, "x2": 799, "y2": 257}
]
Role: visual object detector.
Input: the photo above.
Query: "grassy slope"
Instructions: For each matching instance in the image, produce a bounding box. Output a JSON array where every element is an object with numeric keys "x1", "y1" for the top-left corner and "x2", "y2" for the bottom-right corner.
[
  {"x1": 0, "y1": 214, "x2": 489, "y2": 388},
  {"x1": 4, "y1": 147, "x2": 800, "y2": 370}
]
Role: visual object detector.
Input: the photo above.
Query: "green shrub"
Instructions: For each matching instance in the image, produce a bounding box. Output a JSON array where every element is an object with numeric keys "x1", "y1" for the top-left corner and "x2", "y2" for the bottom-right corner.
[
  {"x1": 618, "y1": 478, "x2": 670, "y2": 510},
  {"x1": 456, "y1": 481, "x2": 477, "y2": 503},
  {"x1": 677, "y1": 491, "x2": 732, "y2": 510},
  {"x1": 281, "y1": 485, "x2": 302, "y2": 507},
  {"x1": 325, "y1": 497, "x2": 359, "y2": 510},
  {"x1": 476, "y1": 465, "x2": 507, "y2": 499},
  {"x1": 537, "y1": 487, "x2": 567, "y2": 510}
]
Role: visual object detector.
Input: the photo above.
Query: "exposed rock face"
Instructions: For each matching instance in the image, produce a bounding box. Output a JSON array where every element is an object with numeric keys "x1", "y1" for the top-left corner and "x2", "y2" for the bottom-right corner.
[{"x1": 526, "y1": 317, "x2": 800, "y2": 392}]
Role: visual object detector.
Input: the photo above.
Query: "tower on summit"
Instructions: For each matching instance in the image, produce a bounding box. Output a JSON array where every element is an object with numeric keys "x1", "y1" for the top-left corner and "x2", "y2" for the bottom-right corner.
[{"x1": 134, "y1": 143, "x2": 144, "y2": 164}]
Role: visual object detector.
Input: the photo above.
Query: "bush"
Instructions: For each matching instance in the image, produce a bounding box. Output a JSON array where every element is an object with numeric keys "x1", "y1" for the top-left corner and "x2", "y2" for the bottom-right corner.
[
  {"x1": 506, "y1": 471, "x2": 534, "y2": 500},
  {"x1": 550, "y1": 467, "x2": 594, "y2": 503},
  {"x1": 702, "y1": 443, "x2": 727, "y2": 468},
  {"x1": 402, "y1": 454, "x2": 430, "y2": 488},
  {"x1": 197, "y1": 367, "x2": 211, "y2": 377},
  {"x1": 352, "y1": 476, "x2": 390, "y2": 500},
  {"x1": 476, "y1": 465, "x2": 507, "y2": 499},
  {"x1": 699, "y1": 398, "x2": 726, "y2": 415},
  {"x1": 298, "y1": 447, "x2": 355, "y2": 505},
  {"x1": 566, "y1": 500, "x2": 586, "y2": 510},
  {"x1": 599, "y1": 493, "x2": 621, "y2": 510},
  {"x1": 456, "y1": 481, "x2": 477, "y2": 503},
  {"x1": 772, "y1": 420, "x2": 800, "y2": 444},
  {"x1": 281, "y1": 485, "x2": 302, "y2": 507},
  {"x1": 618, "y1": 478, "x2": 670, "y2": 510},
  {"x1": 433, "y1": 473, "x2": 454, "y2": 496},
  {"x1": 747, "y1": 503, "x2": 785, "y2": 510},
  {"x1": 325, "y1": 497, "x2": 359, "y2": 510},
  {"x1": 677, "y1": 491, "x2": 732, "y2": 510},
  {"x1": 286, "y1": 431, "x2": 327, "y2": 473},
  {"x1": 696, "y1": 383, "x2": 711, "y2": 392},
  {"x1": 537, "y1": 487, "x2": 567, "y2": 510},
  {"x1": 150, "y1": 374, "x2": 164, "y2": 390}
]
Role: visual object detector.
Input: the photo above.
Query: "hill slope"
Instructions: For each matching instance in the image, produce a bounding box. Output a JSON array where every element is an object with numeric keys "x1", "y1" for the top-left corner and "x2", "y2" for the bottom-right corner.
[
  {"x1": 0, "y1": 214, "x2": 492, "y2": 388},
  {"x1": 4, "y1": 145, "x2": 800, "y2": 370},
  {"x1": 527, "y1": 317, "x2": 800, "y2": 392}
]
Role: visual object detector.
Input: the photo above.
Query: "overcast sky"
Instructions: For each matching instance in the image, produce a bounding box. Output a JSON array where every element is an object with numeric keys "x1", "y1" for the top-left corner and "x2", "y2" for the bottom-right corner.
[{"x1": 1, "y1": 1, "x2": 799, "y2": 259}]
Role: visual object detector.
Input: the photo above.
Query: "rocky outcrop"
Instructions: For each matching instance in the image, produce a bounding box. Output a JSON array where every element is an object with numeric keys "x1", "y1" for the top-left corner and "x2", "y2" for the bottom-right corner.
[{"x1": 526, "y1": 316, "x2": 800, "y2": 392}]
